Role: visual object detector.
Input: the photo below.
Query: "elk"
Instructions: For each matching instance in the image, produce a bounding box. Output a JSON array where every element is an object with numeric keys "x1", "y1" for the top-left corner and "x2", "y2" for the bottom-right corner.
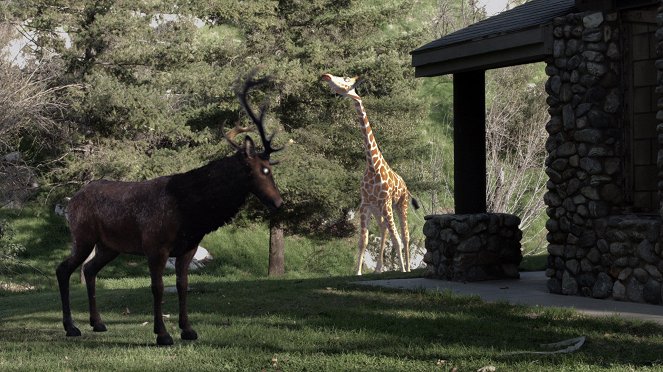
[{"x1": 56, "y1": 75, "x2": 282, "y2": 346}]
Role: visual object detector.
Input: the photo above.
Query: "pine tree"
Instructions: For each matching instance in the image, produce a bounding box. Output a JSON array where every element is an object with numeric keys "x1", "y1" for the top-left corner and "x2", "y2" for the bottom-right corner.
[{"x1": 7, "y1": 0, "x2": 432, "y2": 274}]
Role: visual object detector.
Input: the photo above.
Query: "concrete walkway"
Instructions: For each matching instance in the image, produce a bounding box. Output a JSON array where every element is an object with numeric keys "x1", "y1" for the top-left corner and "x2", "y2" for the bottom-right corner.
[{"x1": 358, "y1": 271, "x2": 663, "y2": 325}]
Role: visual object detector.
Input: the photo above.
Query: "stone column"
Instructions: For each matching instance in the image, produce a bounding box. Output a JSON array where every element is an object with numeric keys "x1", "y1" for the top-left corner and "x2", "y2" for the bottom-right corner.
[
  {"x1": 423, "y1": 213, "x2": 522, "y2": 281},
  {"x1": 544, "y1": 11, "x2": 624, "y2": 296},
  {"x1": 657, "y1": 0, "x2": 663, "y2": 217}
]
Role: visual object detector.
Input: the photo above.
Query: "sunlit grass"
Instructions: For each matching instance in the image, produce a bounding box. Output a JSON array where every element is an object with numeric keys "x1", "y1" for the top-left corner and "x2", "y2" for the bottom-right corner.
[
  {"x1": 1, "y1": 207, "x2": 662, "y2": 371},
  {"x1": 0, "y1": 206, "x2": 357, "y2": 291},
  {"x1": 520, "y1": 254, "x2": 547, "y2": 272},
  {"x1": 1, "y1": 274, "x2": 662, "y2": 371}
]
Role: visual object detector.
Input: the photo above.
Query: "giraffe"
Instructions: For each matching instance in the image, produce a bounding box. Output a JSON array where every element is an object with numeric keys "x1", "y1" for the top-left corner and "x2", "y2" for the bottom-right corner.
[{"x1": 321, "y1": 73, "x2": 419, "y2": 275}]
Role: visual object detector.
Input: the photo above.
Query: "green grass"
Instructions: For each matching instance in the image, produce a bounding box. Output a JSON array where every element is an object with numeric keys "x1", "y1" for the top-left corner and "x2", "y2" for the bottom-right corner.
[
  {"x1": 0, "y1": 203, "x2": 440, "y2": 290},
  {"x1": 0, "y1": 207, "x2": 71, "y2": 290},
  {"x1": 0, "y1": 206, "x2": 357, "y2": 291},
  {"x1": 200, "y1": 224, "x2": 356, "y2": 278},
  {"x1": 1, "y1": 203, "x2": 548, "y2": 293},
  {"x1": 519, "y1": 254, "x2": 547, "y2": 272},
  {"x1": 1, "y1": 273, "x2": 662, "y2": 371},
  {"x1": 1, "y1": 206, "x2": 662, "y2": 371}
]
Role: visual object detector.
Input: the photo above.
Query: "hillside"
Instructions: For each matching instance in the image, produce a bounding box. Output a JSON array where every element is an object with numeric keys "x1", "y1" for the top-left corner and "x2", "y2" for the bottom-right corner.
[{"x1": 1, "y1": 0, "x2": 549, "y2": 291}]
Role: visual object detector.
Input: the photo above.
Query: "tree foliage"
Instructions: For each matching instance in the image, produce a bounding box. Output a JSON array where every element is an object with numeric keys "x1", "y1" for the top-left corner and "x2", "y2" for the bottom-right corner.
[
  {"x1": 0, "y1": 22, "x2": 77, "y2": 208},
  {"x1": 486, "y1": 64, "x2": 548, "y2": 241},
  {"x1": 3, "y1": 0, "x2": 432, "y2": 235}
]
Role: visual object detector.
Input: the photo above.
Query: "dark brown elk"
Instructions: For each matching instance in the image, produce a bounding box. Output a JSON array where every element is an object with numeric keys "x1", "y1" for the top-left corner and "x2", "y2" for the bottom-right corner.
[{"x1": 56, "y1": 75, "x2": 282, "y2": 346}]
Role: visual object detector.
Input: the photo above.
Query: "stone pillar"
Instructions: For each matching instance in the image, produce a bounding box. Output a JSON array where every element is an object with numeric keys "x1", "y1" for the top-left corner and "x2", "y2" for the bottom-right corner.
[
  {"x1": 544, "y1": 11, "x2": 624, "y2": 296},
  {"x1": 423, "y1": 213, "x2": 522, "y2": 281},
  {"x1": 657, "y1": 0, "x2": 663, "y2": 217}
]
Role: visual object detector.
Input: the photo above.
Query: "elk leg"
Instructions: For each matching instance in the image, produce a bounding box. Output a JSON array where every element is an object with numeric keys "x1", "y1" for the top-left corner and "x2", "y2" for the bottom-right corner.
[
  {"x1": 356, "y1": 205, "x2": 370, "y2": 275},
  {"x1": 147, "y1": 253, "x2": 172, "y2": 346},
  {"x1": 83, "y1": 247, "x2": 119, "y2": 332},
  {"x1": 56, "y1": 241, "x2": 96, "y2": 337},
  {"x1": 175, "y1": 249, "x2": 197, "y2": 340}
]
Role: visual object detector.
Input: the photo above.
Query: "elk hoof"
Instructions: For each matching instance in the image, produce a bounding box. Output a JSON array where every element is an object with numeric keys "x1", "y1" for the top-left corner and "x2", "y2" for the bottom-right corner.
[
  {"x1": 92, "y1": 323, "x2": 107, "y2": 332},
  {"x1": 65, "y1": 327, "x2": 82, "y2": 337},
  {"x1": 181, "y1": 329, "x2": 198, "y2": 340},
  {"x1": 156, "y1": 333, "x2": 174, "y2": 346}
]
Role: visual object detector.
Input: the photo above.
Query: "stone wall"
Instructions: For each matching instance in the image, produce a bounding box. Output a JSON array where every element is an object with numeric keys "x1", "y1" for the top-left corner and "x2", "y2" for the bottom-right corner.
[
  {"x1": 544, "y1": 7, "x2": 663, "y2": 305},
  {"x1": 423, "y1": 213, "x2": 522, "y2": 282},
  {"x1": 657, "y1": 0, "x2": 663, "y2": 214}
]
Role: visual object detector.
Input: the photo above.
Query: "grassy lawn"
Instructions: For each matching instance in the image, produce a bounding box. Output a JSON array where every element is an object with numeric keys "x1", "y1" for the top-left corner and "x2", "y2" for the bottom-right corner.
[
  {"x1": 0, "y1": 206, "x2": 357, "y2": 290},
  {"x1": 519, "y1": 254, "x2": 547, "y2": 272},
  {"x1": 1, "y1": 272, "x2": 662, "y2": 371},
  {"x1": 2, "y1": 207, "x2": 662, "y2": 371}
]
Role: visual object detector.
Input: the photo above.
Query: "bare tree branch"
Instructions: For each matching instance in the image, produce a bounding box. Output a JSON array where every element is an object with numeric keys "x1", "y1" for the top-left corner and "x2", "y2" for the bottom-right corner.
[
  {"x1": 485, "y1": 65, "x2": 548, "y2": 254},
  {"x1": 0, "y1": 23, "x2": 79, "y2": 207}
]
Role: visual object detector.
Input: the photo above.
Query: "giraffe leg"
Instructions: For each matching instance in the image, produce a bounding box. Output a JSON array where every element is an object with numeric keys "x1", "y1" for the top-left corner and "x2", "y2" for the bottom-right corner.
[
  {"x1": 397, "y1": 197, "x2": 411, "y2": 272},
  {"x1": 375, "y1": 218, "x2": 388, "y2": 273},
  {"x1": 356, "y1": 205, "x2": 370, "y2": 275},
  {"x1": 383, "y1": 204, "x2": 405, "y2": 272}
]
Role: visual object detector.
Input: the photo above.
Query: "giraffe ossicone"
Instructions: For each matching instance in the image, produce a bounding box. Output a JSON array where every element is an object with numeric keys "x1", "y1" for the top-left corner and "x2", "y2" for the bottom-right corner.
[{"x1": 322, "y1": 73, "x2": 419, "y2": 275}]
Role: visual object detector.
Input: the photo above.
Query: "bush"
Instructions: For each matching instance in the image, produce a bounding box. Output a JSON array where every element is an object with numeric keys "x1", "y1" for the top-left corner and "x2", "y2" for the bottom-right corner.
[
  {"x1": 0, "y1": 219, "x2": 28, "y2": 289},
  {"x1": 0, "y1": 23, "x2": 77, "y2": 207}
]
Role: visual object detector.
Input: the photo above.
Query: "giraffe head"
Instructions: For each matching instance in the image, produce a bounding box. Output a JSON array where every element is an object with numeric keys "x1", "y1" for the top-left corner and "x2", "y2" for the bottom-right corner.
[{"x1": 321, "y1": 73, "x2": 362, "y2": 99}]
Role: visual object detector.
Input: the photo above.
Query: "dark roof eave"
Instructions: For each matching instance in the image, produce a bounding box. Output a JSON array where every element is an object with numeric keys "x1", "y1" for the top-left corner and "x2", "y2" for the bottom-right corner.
[
  {"x1": 413, "y1": 0, "x2": 576, "y2": 54},
  {"x1": 412, "y1": 25, "x2": 553, "y2": 76}
]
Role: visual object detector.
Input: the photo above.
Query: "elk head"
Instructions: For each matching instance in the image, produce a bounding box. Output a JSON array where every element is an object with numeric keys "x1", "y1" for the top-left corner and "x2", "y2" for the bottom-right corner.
[{"x1": 225, "y1": 74, "x2": 283, "y2": 211}]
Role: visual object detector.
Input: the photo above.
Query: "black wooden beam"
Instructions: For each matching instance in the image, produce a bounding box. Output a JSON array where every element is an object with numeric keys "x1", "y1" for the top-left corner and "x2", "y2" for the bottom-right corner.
[
  {"x1": 413, "y1": 26, "x2": 552, "y2": 77},
  {"x1": 453, "y1": 71, "x2": 486, "y2": 214},
  {"x1": 415, "y1": 45, "x2": 546, "y2": 77}
]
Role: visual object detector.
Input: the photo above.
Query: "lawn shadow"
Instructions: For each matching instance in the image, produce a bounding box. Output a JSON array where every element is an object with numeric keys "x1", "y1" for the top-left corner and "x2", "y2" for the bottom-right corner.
[{"x1": 1, "y1": 274, "x2": 662, "y2": 368}]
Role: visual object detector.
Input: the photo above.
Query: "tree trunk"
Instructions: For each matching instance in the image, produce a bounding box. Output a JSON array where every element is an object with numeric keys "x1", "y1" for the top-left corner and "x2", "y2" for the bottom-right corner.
[{"x1": 268, "y1": 221, "x2": 285, "y2": 276}]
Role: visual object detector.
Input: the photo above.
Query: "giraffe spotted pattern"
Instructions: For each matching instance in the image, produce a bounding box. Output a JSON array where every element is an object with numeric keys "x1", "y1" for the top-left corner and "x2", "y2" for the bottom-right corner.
[{"x1": 322, "y1": 73, "x2": 418, "y2": 275}]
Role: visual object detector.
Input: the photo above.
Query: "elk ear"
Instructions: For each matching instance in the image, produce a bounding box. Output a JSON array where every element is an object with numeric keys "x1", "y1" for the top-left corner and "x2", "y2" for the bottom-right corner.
[{"x1": 243, "y1": 136, "x2": 256, "y2": 158}]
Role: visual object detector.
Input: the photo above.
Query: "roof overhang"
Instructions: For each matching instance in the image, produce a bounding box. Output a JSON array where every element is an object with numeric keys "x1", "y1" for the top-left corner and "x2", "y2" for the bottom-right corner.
[
  {"x1": 411, "y1": 0, "x2": 576, "y2": 77},
  {"x1": 411, "y1": 0, "x2": 660, "y2": 77},
  {"x1": 412, "y1": 24, "x2": 553, "y2": 77}
]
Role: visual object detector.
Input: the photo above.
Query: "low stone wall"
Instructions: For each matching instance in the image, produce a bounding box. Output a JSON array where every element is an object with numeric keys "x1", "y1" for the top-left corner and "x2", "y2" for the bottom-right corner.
[
  {"x1": 546, "y1": 215, "x2": 663, "y2": 304},
  {"x1": 423, "y1": 213, "x2": 522, "y2": 281}
]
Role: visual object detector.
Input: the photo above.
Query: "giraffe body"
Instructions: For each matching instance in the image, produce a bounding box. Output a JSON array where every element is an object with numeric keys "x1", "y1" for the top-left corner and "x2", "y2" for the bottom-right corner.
[{"x1": 322, "y1": 73, "x2": 418, "y2": 275}]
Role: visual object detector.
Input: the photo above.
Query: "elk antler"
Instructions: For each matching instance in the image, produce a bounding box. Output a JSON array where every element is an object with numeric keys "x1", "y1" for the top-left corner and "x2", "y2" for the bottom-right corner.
[
  {"x1": 236, "y1": 72, "x2": 282, "y2": 159},
  {"x1": 223, "y1": 122, "x2": 252, "y2": 150}
]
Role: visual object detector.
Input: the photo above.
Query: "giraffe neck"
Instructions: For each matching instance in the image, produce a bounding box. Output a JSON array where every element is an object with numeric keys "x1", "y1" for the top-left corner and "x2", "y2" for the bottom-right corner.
[{"x1": 350, "y1": 96, "x2": 383, "y2": 173}]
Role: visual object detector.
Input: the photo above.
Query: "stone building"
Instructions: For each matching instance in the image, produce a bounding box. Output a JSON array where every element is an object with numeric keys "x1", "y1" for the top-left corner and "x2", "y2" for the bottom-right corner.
[{"x1": 412, "y1": 0, "x2": 663, "y2": 305}]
